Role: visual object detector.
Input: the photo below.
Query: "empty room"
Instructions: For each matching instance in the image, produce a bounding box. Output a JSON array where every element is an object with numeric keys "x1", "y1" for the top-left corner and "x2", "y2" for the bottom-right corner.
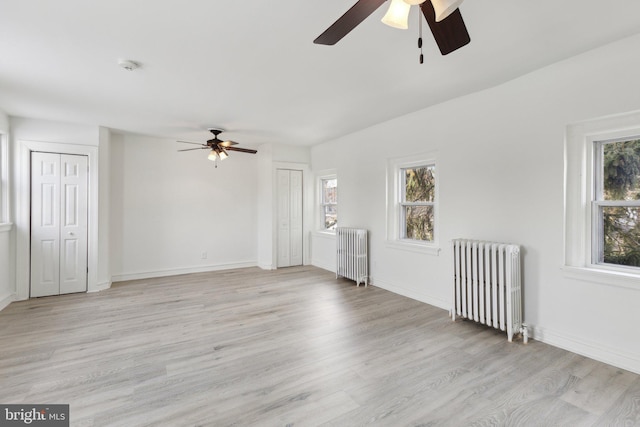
[{"x1": 1, "y1": 0, "x2": 640, "y2": 425}]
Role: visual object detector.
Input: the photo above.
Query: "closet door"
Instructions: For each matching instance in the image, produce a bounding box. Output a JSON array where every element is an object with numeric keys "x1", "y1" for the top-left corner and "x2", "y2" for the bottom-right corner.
[
  {"x1": 31, "y1": 152, "x2": 88, "y2": 297},
  {"x1": 31, "y1": 152, "x2": 61, "y2": 297},
  {"x1": 59, "y1": 154, "x2": 88, "y2": 294},
  {"x1": 289, "y1": 170, "x2": 303, "y2": 266},
  {"x1": 276, "y1": 169, "x2": 303, "y2": 268}
]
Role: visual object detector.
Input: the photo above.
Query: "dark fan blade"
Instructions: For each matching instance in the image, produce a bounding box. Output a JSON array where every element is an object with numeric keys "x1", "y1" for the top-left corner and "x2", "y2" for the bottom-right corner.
[
  {"x1": 226, "y1": 146, "x2": 258, "y2": 154},
  {"x1": 314, "y1": 0, "x2": 387, "y2": 45},
  {"x1": 178, "y1": 140, "x2": 206, "y2": 145},
  {"x1": 178, "y1": 147, "x2": 208, "y2": 152},
  {"x1": 219, "y1": 140, "x2": 239, "y2": 147},
  {"x1": 420, "y1": 1, "x2": 470, "y2": 55}
]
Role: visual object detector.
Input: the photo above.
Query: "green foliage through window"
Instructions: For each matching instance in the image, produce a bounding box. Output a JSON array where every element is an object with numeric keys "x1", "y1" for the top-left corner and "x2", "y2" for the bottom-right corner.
[
  {"x1": 402, "y1": 166, "x2": 435, "y2": 241},
  {"x1": 599, "y1": 139, "x2": 640, "y2": 267}
]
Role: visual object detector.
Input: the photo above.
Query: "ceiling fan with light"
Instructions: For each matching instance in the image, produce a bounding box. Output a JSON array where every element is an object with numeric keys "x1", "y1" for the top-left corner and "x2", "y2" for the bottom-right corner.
[
  {"x1": 178, "y1": 129, "x2": 257, "y2": 166},
  {"x1": 314, "y1": 0, "x2": 470, "y2": 57}
]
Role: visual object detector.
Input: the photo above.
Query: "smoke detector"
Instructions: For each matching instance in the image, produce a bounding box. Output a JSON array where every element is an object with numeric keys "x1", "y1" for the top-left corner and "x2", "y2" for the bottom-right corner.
[{"x1": 118, "y1": 59, "x2": 140, "y2": 71}]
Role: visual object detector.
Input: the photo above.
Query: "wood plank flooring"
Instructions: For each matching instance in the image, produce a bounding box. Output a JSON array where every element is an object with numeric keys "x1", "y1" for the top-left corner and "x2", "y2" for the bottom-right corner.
[{"x1": 1, "y1": 266, "x2": 639, "y2": 426}]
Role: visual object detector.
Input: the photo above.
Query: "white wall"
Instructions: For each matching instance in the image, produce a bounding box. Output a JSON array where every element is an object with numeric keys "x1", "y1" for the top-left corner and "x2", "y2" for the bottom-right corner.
[
  {"x1": 110, "y1": 133, "x2": 259, "y2": 280},
  {"x1": 257, "y1": 143, "x2": 275, "y2": 269},
  {"x1": 98, "y1": 127, "x2": 111, "y2": 288},
  {"x1": 311, "y1": 33, "x2": 640, "y2": 374}
]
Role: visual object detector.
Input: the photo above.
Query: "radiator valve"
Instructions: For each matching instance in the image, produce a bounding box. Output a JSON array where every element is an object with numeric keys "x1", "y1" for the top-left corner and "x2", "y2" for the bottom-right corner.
[{"x1": 520, "y1": 323, "x2": 529, "y2": 344}]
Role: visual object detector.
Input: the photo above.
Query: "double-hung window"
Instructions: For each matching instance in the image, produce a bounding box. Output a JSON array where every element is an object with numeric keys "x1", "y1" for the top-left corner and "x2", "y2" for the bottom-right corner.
[
  {"x1": 593, "y1": 137, "x2": 640, "y2": 268},
  {"x1": 564, "y1": 110, "x2": 640, "y2": 287},
  {"x1": 319, "y1": 176, "x2": 337, "y2": 231},
  {"x1": 400, "y1": 165, "x2": 435, "y2": 241},
  {"x1": 386, "y1": 152, "x2": 439, "y2": 254},
  {"x1": 0, "y1": 132, "x2": 8, "y2": 225}
]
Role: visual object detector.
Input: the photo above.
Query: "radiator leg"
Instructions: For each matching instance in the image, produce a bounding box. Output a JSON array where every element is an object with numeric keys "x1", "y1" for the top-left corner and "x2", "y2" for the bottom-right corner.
[{"x1": 521, "y1": 323, "x2": 529, "y2": 344}]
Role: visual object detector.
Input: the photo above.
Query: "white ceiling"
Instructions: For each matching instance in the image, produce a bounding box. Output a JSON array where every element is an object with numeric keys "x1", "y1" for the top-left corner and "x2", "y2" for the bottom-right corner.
[{"x1": 2, "y1": 0, "x2": 640, "y2": 147}]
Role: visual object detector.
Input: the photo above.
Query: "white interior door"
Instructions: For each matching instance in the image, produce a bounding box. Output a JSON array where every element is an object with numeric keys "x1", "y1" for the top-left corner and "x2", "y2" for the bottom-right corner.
[
  {"x1": 289, "y1": 170, "x2": 303, "y2": 266},
  {"x1": 277, "y1": 169, "x2": 303, "y2": 268},
  {"x1": 31, "y1": 152, "x2": 88, "y2": 297}
]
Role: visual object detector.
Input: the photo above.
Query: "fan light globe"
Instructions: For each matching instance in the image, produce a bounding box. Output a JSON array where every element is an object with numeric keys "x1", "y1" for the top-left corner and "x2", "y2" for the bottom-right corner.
[
  {"x1": 219, "y1": 149, "x2": 229, "y2": 160},
  {"x1": 431, "y1": 0, "x2": 464, "y2": 22},
  {"x1": 381, "y1": 0, "x2": 411, "y2": 29},
  {"x1": 208, "y1": 150, "x2": 218, "y2": 161},
  {"x1": 403, "y1": 0, "x2": 427, "y2": 5}
]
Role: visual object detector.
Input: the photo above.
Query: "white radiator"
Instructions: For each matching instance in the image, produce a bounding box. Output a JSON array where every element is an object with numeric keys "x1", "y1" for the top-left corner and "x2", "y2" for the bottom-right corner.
[
  {"x1": 336, "y1": 227, "x2": 368, "y2": 287},
  {"x1": 452, "y1": 239, "x2": 528, "y2": 343}
]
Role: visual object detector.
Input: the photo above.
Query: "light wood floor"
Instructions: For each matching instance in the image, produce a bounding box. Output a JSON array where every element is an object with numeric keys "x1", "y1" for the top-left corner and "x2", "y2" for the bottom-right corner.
[{"x1": 1, "y1": 266, "x2": 639, "y2": 426}]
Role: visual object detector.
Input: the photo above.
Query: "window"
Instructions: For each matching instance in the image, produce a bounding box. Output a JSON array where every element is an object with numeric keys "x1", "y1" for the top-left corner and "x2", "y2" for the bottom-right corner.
[
  {"x1": 400, "y1": 165, "x2": 435, "y2": 241},
  {"x1": 593, "y1": 137, "x2": 640, "y2": 268},
  {"x1": 564, "y1": 110, "x2": 640, "y2": 288},
  {"x1": 319, "y1": 175, "x2": 337, "y2": 231},
  {"x1": 0, "y1": 132, "x2": 8, "y2": 224},
  {"x1": 386, "y1": 152, "x2": 439, "y2": 254}
]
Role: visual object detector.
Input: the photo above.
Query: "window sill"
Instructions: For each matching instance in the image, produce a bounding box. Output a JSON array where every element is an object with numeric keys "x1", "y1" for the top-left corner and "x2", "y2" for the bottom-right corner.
[
  {"x1": 313, "y1": 230, "x2": 336, "y2": 239},
  {"x1": 0, "y1": 223, "x2": 12, "y2": 233},
  {"x1": 385, "y1": 240, "x2": 440, "y2": 256},
  {"x1": 562, "y1": 266, "x2": 640, "y2": 290}
]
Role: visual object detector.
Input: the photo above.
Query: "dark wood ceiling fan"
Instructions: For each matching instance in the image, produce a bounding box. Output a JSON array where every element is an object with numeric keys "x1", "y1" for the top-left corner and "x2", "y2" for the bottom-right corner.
[
  {"x1": 314, "y1": 0, "x2": 470, "y2": 56},
  {"x1": 178, "y1": 129, "x2": 257, "y2": 162}
]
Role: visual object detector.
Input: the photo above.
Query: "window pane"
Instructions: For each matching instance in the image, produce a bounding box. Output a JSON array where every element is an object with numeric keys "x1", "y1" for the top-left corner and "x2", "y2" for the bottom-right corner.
[
  {"x1": 404, "y1": 205, "x2": 433, "y2": 241},
  {"x1": 404, "y1": 166, "x2": 435, "y2": 203},
  {"x1": 602, "y1": 139, "x2": 640, "y2": 201},
  {"x1": 602, "y1": 206, "x2": 640, "y2": 267},
  {"x1": 322, "y1": 179, "x2": 337, "y2": 204},
  {"x1": 324, "y1": 205, "x2": 337, "y2": 230}
]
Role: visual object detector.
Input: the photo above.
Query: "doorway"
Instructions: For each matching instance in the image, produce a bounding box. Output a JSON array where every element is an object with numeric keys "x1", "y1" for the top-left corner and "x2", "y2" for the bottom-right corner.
[
  {"x1": 30, "y1": 152, "x2": 88, "y2": 297},
  {"x1": 276, "y1": 169, "x2": 303, "y2": 268}
]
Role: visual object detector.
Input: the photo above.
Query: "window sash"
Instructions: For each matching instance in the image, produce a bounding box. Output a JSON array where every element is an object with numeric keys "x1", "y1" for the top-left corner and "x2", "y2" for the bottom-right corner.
[
  {"x1": 318, "y1": 175, "x2": 337, "y2": 231},
  {"x1": 399, "y1": 164, "x2": 435, "y2": 242},
  {"x1": 592, "y1": 138, "x2": 640, "y2": 268}
]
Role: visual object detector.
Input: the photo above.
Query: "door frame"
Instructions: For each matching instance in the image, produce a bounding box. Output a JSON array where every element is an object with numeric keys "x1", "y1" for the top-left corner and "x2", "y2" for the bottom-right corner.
[
  {"x1": 272, "y1": 162, "x2": 312, "y2": 269},
  {"x1": 16, "y1": 140, "x2": 99, "y2": 300}
]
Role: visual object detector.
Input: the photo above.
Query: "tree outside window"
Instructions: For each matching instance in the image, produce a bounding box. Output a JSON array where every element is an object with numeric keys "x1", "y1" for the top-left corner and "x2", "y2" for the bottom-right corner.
[
  {"x1": 595, "y1": 138, "x2": 640, "y2": 267},
  {"x1": 320, "y1": 177, "x2": 337, "y2": 230},
  {"x1": 400, "y1": 165, "x2": 435, "y2": 241}
]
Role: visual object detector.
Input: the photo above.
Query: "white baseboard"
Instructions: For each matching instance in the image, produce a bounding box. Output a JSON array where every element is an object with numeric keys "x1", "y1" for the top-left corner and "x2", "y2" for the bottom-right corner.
[
  {"x1": 532, "y1": 326, "x2": 640, "y2": 375},
  {"x1": 311, "y1": 259, "x2": 335, "y2": 273},
  {"x1": 112, "y1": 261, "x2": 257, "y2": 282},
  {"x1": 258, "y1": 263, "x2": 275, "y2": 271},
  {"x1": 0, "y1": 292, "x2": 15, "y2": 312},
  {"x1": 373, "y1": 278, "x2": 449, "y2": 311}
]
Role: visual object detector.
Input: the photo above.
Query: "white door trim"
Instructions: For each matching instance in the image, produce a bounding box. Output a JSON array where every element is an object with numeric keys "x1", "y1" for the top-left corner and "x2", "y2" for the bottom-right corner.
[
  {"x1": 272, "y1": 162, "x2": 312, "y2": 268},
  {"x1": 16, "y1": 140, "x2": 99, "y2": 300}
]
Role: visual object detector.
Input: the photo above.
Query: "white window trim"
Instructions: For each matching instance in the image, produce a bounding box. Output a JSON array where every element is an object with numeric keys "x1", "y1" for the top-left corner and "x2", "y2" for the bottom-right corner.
[
  {"x1": 564, "y1": 110, "x2": 640, "y2": 289},
  {"x1": 386, "y1": 152, "x2": 440, "y2": 256},
  {"x1": 0, "y1": 132, "x2": 9, "y2": 224},
  {"x1": 316, "y1": 170, "x2": 337, "y2": 234}
]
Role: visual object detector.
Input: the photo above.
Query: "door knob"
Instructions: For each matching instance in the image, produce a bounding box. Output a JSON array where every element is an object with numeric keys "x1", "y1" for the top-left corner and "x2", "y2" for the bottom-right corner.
[{"x1": 68, "y1": 232, "x2": 74, "y2": 236}]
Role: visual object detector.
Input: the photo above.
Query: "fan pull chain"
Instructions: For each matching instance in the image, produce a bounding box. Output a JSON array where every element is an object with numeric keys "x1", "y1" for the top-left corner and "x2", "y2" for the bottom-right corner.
[{"x1": 418, "y1": 12, "x2": 424, "y2": 64}]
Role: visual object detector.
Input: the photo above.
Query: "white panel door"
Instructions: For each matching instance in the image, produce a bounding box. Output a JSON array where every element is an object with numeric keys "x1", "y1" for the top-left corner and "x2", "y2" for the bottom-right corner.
[
  {"x1": 31, "y1": 152, "x2": 88, "y2": 297},
  {"x1": 289, "y1": 170, "x2": 303, "y2": 266},
  {"x1": 276, "y1": 169, "x2": 303, "y2": 268},
  {"x1": 31, "y1": 152, "x2": 61, "y2": 297},
  {"x1": 277, "y1": 169, "x2": 291, "y2": 268},
  {"x1": 60, "y1": 154, "x2": 88, "y2": 294}
]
